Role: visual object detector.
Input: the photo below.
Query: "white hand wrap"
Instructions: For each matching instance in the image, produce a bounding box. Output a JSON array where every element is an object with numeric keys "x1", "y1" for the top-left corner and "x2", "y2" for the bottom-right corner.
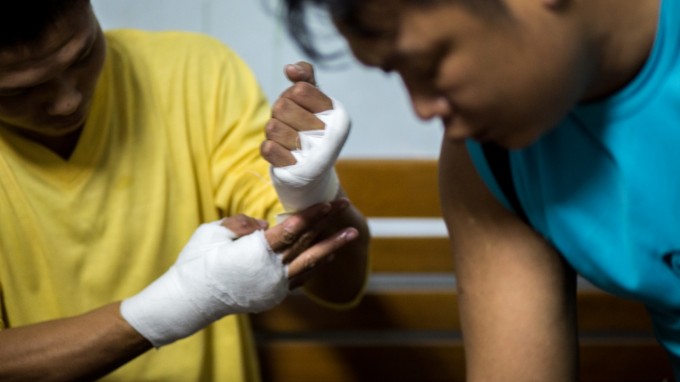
[
  {"x1": 120, "y1": 221, "x2": 289, "y2": 347},
  {"x1": 270, "y1": 97, "x2": 351, "y2": 212}
]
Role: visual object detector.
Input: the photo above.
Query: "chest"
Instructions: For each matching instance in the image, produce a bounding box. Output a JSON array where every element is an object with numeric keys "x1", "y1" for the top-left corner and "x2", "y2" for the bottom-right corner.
[{"x1": 512, "y1": 101, "x2": 680, "y2": 309}]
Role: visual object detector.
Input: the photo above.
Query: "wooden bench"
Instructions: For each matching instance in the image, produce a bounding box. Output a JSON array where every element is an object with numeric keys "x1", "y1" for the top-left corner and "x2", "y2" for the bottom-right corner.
[{"x1": 252, "y1": 159, "x2": 674, "y2": 382}]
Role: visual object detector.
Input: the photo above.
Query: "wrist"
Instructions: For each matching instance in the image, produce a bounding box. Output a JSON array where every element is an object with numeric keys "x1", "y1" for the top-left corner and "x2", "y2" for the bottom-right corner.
[
  {"x1": 270, "y1": 97, "x2": 349, "y2": 212},
  {"x1": 120, "y1": 226, "x2": 289, "y2": 347}
]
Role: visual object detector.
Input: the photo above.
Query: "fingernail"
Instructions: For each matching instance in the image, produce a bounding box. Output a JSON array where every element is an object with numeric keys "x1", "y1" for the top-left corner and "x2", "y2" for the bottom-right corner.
[
  {"x1": 340, "y1": 229, "x2": 358, "y2": 241},
  {"x1": 288, "y1": 64, "x2": 304, "y2": 74}
]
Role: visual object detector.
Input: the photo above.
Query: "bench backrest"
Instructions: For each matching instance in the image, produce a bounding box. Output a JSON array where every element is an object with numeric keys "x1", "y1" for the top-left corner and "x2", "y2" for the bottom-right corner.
[{"x1": 252, "y1": 159, "x2": 673, "y2": 381}]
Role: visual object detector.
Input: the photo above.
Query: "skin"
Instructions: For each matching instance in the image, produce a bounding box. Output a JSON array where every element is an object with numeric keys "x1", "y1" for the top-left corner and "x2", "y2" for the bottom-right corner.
[
  {"x1": 0, "y1": 3, "x2": 369, "y2": 381},
  {"x1": 336, "y1": 0, "x2": 657, "y2": 148},
  {"x1": 333, "y1": 0, "x2": 659, "y2": 380},
  {"x1": 0, "y1": 2, "x2": 105, "y2": 159}
]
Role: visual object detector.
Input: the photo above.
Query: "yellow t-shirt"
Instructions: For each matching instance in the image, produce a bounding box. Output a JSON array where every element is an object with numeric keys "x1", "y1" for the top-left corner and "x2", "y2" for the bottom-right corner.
[{"x1": 0, "y1": 30, "x2": 283, "y2": 381}]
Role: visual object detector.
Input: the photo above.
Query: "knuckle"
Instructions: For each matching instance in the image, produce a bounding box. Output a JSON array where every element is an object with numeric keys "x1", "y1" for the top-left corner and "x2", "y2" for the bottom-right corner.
[
  {"x1": 264, "y1": 120, "x2": 279, "y2": 138},
  {"x1": 238, "y1": 218, "x2": 253, "y2": 230},
  {"x1": 298, "y1": 231, "x2": 317, "y2": 246},
  {"x1": 271, "y1": 97, "x2": 292, "y2": 116},
  {"x1": 260, "y1": 140, "x2": 276, "y2": 157},
  {"x1": 281, "y1": 228, "x2": 298, "y2": 245},
  {"x1": 303, "y1": 253, "x2": 317, "y2": 269},
  {"x1": 223, "y1": 214, "x2": 257, "y2": 234},
  {"x1": 224, "y1": 214, "x2": 241, "y2": 224},
  {"x1": 290, "y1": 82, "x2": 313, "y2": 99}
]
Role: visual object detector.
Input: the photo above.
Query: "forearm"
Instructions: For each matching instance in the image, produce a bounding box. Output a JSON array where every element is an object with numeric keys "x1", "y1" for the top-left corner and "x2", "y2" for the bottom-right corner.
[
  {"x1": 440, "y1": 140, "x2": 578, "y2": 381},
  {"x1": 0, "y1": 302, "x2": 151, "y2": 382},
  {"x1": 303, "y1": 190, "x2": 370, "y2": 305},
  {"x1": 456, "y1": 242, "x2": 578, "y2": 382}
]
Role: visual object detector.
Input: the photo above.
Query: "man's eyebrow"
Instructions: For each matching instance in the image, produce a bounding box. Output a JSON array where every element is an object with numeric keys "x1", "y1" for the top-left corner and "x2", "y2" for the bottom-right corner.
[
  {"x1": 0, "y1": 29, "x2": 96, "y2": 94},
  {"x1": 0, "y1": 85, "x2": 30, "y2": 93},
  {"x1": 0, "y1": 74, "x2": 48, "y2": 94}
]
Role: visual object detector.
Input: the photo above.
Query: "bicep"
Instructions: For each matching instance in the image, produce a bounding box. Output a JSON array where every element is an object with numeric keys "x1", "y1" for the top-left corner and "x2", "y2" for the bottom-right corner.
[{"x1": 439, "y1": 140, "x2": 577, "y2": 381}]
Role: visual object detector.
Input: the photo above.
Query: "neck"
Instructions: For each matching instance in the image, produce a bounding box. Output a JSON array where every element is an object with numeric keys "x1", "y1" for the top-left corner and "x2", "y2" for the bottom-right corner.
[
  {"x1": 581, "y1": 0, "x2": 660, "y2": 102},
  {"x1": 19, "y1": 126, "x2": 84, "y2": 160}
]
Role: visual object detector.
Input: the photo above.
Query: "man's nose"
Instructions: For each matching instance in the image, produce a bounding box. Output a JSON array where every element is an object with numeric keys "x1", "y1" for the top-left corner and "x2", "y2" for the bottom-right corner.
[
  {"x1": 410, "y1": 93, "x2": 451, "y2": 121},
  {"x1": 45, "y1": 77, "x2": 82, "y2": 116}
]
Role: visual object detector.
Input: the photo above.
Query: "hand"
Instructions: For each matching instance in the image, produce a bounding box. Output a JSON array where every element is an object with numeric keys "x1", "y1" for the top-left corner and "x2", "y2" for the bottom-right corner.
[
  {"x1": 263, "y1": 62, "x2": 352, "y2": 212},
  {"x1": 261, "y1": 61, "x2": 333, "y2": 167},
  {"x1": 222, "y1": 199, "x2": 357, "y2": 288},
  {"x1": 120, "y1": 200, "x2": 358, "y2": 347}
]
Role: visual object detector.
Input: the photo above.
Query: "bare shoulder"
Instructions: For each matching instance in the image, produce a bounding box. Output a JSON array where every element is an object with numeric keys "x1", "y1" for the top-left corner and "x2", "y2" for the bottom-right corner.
[
  {"x1": 437, "y1": 139, "x2": 559, "y2": 266},
  {"x1": 438, "y1": 139, "x2": 516, "y2": 231},
  {"x1": 438, "y1": 140, "x2": 578, "y2": 381}
]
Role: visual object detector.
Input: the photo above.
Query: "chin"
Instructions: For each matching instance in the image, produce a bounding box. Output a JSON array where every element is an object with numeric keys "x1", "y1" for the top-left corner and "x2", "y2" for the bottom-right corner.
[
  {"x1": 496, "y1": 129, "x2": 547, "y2": 150},
  {"x1": 17, "y1": 122, "x2": 84, "y2": 139},
  {"x1": 44, "y1": 124, "x2": 84, "y2": 137}
]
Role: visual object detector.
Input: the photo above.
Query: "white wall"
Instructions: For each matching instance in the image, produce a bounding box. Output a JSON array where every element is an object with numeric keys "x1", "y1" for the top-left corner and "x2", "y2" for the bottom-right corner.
[{"x1": 91, "y1": 0, "x2": 443, "y2": 159}]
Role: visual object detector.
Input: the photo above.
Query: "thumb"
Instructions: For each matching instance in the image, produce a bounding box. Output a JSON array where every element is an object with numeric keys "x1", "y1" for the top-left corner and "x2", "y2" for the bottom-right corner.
[{"x1": 285, "y1": 61, "x2": 317, "y2": 86}]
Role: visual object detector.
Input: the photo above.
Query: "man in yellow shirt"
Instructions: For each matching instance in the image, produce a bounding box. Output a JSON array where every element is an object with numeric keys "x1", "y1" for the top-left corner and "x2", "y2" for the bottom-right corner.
[{"x1": 0, "y1": 1, "x2": 369, "y2": 381}]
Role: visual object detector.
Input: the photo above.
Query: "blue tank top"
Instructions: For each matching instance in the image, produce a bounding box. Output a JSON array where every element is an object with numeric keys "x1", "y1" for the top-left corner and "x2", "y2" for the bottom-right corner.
[{"x1": 468, "y1": 0, "x2": 680, "y2": 371}]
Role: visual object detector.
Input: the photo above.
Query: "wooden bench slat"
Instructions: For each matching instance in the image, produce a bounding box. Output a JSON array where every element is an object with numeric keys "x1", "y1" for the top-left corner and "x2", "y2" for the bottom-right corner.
[
  {"x1": 253, "y1": 290, "x2": 459, "y2": 332},
  {"x1": 336, "y1": 160, "x2": 441, "y2": 217},
  {"x1": 371, "y1": 237, "x2": 454, "y2": 273},
  {"x1": 257, "y1": 340, "x2": 673, "y2": 382},
  {"x1": 256, "y1": 160, "x2": 672, "y2": 381},
  {"x1": 258, "y1": 340, "x2": 466, "y2": 382},
  {"x1": 252, "y1": 289, "x2": 655, "y2": 333},
  {"x1": 578, "y1": 339, "x2": 676, "y2": 381}
]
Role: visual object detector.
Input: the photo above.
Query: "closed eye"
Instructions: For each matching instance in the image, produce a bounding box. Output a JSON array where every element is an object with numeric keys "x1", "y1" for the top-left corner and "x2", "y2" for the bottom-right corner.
[{"x1": 0, "y1": 87, "x2": 30, "y2": 97}]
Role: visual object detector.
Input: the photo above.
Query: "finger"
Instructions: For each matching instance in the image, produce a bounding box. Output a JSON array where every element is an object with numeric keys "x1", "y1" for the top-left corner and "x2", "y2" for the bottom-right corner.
[
  {"x1": 264, "y1": 202, "x2": 332, "y2": 251},
  {"x1": 260, "y1": 139, "x2": 297, "y2": 167},
  {"x1": 286, "y1": 227, "x2": 358, "y2": 279},
  {"x1": 284, "y1": 61, "x2": 317, "y2": 86},
  {"x1": 317, "y1": 197, "x2": 351, "y2": 229},
  {"x1": 288, "y1": 258, "x2": 329, "y2": 289},
  {"x1": 220, "y1": 214, "x2": 268, "y2": 237},
  {"x1": 279, "y1": 82, "x2": 333, "y2": 114},
  {"x1": 265, "y1": 118, "x2": 301, "y2": 151},
  {"x1": 280, "y1": 228, "x2": 319, "y2": 264},
  {"x1": 271, "y1": 96, "x2": 326, "y2": 131},
  {"x1": 280, "y1": 198, "x2": 351, "y2": 263}
]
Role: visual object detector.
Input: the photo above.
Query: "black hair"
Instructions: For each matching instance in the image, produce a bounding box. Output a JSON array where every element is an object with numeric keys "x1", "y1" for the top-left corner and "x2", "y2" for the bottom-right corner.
[
  {"x1": 0, "y1": 0, "x2": 90, "y2": 49},
  {"x1": 281, "y1": 0, "x2": 360, "y2": 60},
  {"x1": 280, "y1": 0, "x2": 507, "y2": 60}
]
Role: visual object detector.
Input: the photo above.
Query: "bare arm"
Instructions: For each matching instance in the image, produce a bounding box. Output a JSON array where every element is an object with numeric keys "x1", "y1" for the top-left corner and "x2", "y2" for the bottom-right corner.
[
  {"x1": 439, "y1": 140, "x2": 578, "y2": 381},
  {"x1": 0, "y1": 303, "x2": 150, "y2": 382},
  {"x1": 0, "y1": 203, "x2": 358, "y2": 380}
]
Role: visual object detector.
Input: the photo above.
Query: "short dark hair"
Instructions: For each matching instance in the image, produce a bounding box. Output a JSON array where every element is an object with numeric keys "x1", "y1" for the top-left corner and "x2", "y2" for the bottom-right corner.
[
  {"x1": 280, "y1": 0, "x2": 360, "y2": 60},
  {"x1": 280, "y1": 0, "x2": 507, "y2": 60},
  {"x1": 0, "y1": 0, "x2": 90, "y2": 49}
]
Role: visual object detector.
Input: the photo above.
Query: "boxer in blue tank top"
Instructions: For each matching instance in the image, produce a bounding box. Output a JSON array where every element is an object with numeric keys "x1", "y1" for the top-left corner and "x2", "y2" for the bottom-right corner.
[
  {"x1": 468, "y1": 0, "x2": 680, "y2": 371},
  {"x1": 281, "y1": 0, "x2": 677, "y2": 379}
]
